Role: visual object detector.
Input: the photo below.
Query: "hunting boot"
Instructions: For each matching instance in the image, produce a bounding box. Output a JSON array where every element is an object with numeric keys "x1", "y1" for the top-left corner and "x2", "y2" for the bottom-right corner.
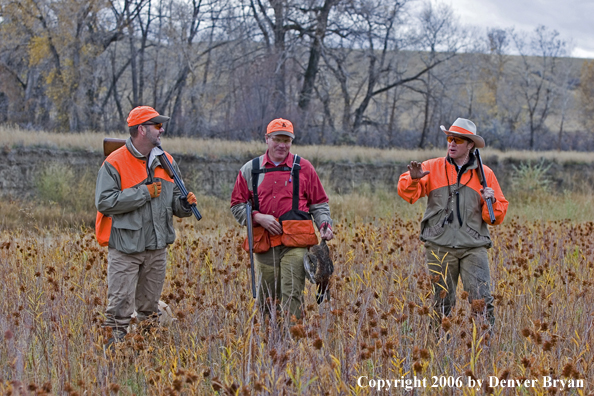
[{"x1": 104, "y1": 327, "x2": 127, "y2": 356}]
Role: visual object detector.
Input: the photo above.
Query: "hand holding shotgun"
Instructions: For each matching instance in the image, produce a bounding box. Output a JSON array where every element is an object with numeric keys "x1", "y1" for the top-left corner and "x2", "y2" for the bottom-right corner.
[
  {"x1": 475, "y1": 149, "x2": 496, "y2": 224},
  {"x1": 103, "y1": 138, "x2": 202, "y2": 221}
]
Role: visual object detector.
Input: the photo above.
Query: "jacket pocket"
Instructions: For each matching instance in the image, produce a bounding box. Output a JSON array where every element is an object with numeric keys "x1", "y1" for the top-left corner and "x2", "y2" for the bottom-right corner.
[
  {"x1": 280, "y1": 220, "x2": 318, "y2": 248},
  {"x1": 110, "y1": 212, "x2": 144, "y2": 254},
  {"x1": 112, "y1": 211, "x2": 143, "y2": 230},
  {"x1": 465, "y1": 225, "x2": 491, "y2": 243},
  {"x1": 243, "y1": 226, "x2": 271, "y2": 253},
  {"x1": 421, "y1": 209, "x2": 447, "y2": 239},
  {"x1": 165, "y1": 207, "x2": 176, "y2": 244}
]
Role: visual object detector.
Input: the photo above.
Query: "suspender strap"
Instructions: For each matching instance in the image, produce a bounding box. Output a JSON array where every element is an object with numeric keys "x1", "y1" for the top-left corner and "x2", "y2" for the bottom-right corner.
[
  {"x1": 250, "y1": 155, "x2": 302, "y2": 212},
  {"x1": 291, "y1": 156, "x2": 301, "y2": 211},
  {"x1": 251, "y1": 158, "x2": 261, "y2": 211}
]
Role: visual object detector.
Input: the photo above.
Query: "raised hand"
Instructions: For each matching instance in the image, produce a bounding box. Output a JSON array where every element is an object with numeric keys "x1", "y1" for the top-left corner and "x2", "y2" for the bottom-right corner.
[{"x1": 408, "y1": 161, "x2": 430, "y2": 179}]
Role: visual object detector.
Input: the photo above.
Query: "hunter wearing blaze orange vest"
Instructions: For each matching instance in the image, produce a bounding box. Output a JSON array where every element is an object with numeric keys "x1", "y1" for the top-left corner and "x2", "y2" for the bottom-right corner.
[
  {"x1": 398, "y1": 118, "x2": 508, "y2": 334},
  {"x1": 230, "y1": 118, "x2": 334, "y2": 321},
  {"x1": 95, "y1": 106, "x2": 196, "y2": 350}
]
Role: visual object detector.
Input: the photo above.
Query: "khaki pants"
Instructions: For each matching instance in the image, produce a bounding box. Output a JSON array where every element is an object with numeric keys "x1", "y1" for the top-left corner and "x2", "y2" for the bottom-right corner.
[
  {"x1": 104, "y1": 248, "x2": 167, "y2": 332},
  {"x1": 425, "y1": 243, "x2": 494, "y2": 326},
  {"x1": 255, "y1": 246, "x2": 307, "y2": 320}
]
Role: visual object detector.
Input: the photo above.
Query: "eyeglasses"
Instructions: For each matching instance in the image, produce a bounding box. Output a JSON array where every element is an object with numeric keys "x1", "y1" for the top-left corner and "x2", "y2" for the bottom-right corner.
[
  {"x1": 447, "y1": 136, "x2": 470, "y2": 145},
  {"x1": 268, "y1": 136, "x2": 292, "y2": 145},
  {"x1": 143, "y1": 123, "x2": 163, "y2": 130}
]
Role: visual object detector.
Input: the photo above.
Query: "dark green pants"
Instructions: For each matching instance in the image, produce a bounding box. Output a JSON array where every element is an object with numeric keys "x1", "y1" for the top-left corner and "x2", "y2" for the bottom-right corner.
[
  {"x1": 425, "y1": 243, "x2": 494, "y2": 326},
  {"x1": 255, "y1": 246, "x2": 307, "y2": 320}
]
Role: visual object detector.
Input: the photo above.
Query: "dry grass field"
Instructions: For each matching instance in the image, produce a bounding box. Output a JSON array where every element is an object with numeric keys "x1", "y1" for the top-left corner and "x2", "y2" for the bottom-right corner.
[
  {"x1": 1, "y1": 127, "x2": 594, "y2": 394},
  {"x1": 2, "y1": 126, "x2": 594, "y2": 164},
  {"x1": 0, "y1": 190, "x2": 593, "y2": 395}
]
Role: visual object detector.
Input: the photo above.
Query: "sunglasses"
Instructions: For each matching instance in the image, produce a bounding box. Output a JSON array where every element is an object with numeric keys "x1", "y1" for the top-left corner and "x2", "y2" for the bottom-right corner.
[
  {"x1": 447, "y1": 136, "x2": 470, "y2": 145},
  {"x1": 143, "y1": 123, "x2": 163, "y2": 130}
]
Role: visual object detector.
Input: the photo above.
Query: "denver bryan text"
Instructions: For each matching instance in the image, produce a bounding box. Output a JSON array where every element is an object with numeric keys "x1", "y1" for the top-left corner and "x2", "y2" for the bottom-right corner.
[{"x1": 489, "y1": 376, "x2": 584, "y2": 389}]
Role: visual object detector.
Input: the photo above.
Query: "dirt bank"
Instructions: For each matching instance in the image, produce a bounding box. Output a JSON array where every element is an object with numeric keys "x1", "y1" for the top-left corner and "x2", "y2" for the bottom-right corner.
[{"x1": 1, "y1": 147, "x2": 591, "y2": 198}]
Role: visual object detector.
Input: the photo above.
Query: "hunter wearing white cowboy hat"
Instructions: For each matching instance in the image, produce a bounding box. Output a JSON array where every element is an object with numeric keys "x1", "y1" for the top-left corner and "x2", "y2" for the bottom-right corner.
[
  {"x1": 440, "y1": 118, "x2": 485, "y2": 149},
  {"x1": 397, "y1": 117, "x2": 508, "y2": 338}
]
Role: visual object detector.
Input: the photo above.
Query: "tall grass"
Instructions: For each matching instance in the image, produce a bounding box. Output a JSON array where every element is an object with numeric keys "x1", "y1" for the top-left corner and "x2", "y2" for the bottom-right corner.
[
  {"x1": 0, "y1": 206, "x2": 592, "y2": 394},
  {"x1": 2, "y1": 125, "x2": 594, "y2": 164}
]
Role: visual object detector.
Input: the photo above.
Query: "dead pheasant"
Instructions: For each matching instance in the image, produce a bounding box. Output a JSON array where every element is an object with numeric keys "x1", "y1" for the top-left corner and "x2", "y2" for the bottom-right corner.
[{"x1": 304, "y1": 238, "x2": 334, "y2": 304}]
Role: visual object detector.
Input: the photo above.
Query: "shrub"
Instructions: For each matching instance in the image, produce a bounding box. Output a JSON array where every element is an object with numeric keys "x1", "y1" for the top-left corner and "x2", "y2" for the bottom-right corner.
[
  {"x1": 36, "y1": 163, "x2": 95, "y2": 213},
  {"x1": 510, "y1": 160, "x2": 552, "y2": 202}
]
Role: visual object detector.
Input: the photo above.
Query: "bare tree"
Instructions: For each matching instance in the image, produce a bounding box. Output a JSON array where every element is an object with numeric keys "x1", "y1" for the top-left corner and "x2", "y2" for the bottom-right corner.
[
  {"x1": 578, "y1": 60, "x2": 594, "y2": 135},
  {"x1": 320, "y1": 0, "x2": 461, "y2": 145},
  {"x1": 512, "y1": 25, "x2": 566, "y2": 149}
]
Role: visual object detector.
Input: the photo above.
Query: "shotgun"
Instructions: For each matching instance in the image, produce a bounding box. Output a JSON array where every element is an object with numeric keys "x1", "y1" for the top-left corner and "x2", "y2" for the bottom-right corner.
[
  {"x1": 475, "y1": 149, "x2": 496, "y2": 224},
  {"x1": 245, "y1": 202, "x2": 256, "y2": 299},
  {"x1": 102, "y1": 138, "x2": 202, "y2": 221},
  {"x1": 156, "y1": 146, "x2": 202, "y2": 221}
]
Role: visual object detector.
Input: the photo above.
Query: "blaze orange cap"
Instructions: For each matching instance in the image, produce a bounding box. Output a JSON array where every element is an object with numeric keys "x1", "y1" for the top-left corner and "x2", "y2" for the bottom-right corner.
[
  {"x1": 266, "y1": 118, "x2": 295, "y2": 139},
  {"x1": 127, "y1": 106, "x2": 170, "y2": 127}
]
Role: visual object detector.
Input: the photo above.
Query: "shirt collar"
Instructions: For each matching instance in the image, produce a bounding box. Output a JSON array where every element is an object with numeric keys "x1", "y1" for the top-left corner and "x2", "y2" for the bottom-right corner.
[
  {"x1": 126, "y1": 137, "x2": 144, "y2": 159},
  {"x1": 446, "y1": 152, "x2": 477, "y2": 170},
  {"x1": 126, "y1": 137, "x2": 163, "y2": 168},
  {"x1": 147, "y1": 146, "x2": 164, "y2": 169},
  {"x1": 262, "y1": 151, "x2": 293, "y2": 167}
]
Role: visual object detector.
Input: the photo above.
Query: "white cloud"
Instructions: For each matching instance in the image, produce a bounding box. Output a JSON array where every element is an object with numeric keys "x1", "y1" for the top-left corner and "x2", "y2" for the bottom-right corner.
[{"x1": 443, "y1": 0, "x2": 594, "y2": 59}]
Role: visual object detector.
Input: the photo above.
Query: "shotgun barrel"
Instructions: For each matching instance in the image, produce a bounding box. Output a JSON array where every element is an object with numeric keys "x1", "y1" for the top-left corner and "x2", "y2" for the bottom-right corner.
[
  {"x1": 245, "y1": 202, "x2": 256, "y2": 299},
  {"x1": 157, "y1": 146, "x2": 202, "y2": 221}
]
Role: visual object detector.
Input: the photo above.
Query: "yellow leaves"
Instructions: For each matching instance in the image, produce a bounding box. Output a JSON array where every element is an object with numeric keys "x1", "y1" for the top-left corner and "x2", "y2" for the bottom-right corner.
[{"x1": 28, "y1": 36, "x2": 51, "y2": 67}]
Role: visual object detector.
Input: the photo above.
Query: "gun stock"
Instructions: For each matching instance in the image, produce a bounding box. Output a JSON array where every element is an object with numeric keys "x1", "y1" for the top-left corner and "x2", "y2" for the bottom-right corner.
[
  {"x1": 103, "y1": 138, "x2": 126, "y2": 156},
  {"x1": 475, "y1": 149, "x2": 496, "y2": 224}
]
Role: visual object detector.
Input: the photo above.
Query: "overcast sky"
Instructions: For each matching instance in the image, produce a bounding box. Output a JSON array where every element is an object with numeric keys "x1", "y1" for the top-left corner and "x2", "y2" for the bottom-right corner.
[{"x1": 445, "y1": 0, "x2": 594, "y2": 58}]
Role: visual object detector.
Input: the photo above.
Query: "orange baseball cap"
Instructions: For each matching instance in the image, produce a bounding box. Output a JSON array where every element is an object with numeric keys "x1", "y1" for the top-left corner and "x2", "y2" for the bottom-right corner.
[
  {"x1": 266, "y1": 118, "x2": 295, "y2": 139},
  {"x1": 127, "y1": 106, "x2": 170, "y2": 127}
]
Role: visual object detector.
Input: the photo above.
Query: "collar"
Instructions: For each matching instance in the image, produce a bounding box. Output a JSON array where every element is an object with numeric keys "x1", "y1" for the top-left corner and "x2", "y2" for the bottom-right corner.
[
  {"x1": 126, "y1": 137, "x2": 145, "y2": 159},
  {"x1": 126, "y1": 137, "x2": 163, "y2": 168},
  {"x1": 262, "y1": 151, "x2": 293, "y2": 167},
  {"x1": 446, "y1": 152, "x2": 478, "y2": 170}
]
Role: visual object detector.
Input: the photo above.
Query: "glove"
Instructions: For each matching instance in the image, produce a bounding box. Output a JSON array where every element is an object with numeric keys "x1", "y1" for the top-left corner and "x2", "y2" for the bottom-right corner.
[
  {"x1": 146, "y1": 182, "x2": 162, "y2": 199},
  {"x1": 181, "y1": 192, "x2": 196, "y2": 210}
]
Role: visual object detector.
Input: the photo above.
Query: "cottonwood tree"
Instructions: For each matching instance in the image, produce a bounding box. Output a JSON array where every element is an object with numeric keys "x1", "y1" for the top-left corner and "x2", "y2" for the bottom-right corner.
[
  {"x1": 0, "y1": 0, "x2": 140, "y2": 130},
  {"x1": 247, "y1": 0, "x2": 304, "y2": 113},
  {"x1": 296, "y1": 0, "x2": 341, "y2": 113}
]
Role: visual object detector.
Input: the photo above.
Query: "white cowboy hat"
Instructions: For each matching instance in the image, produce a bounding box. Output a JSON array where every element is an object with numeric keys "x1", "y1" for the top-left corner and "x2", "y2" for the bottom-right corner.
[{"x1": 440, "y1": 118, "x2": 485, "y2": 149}]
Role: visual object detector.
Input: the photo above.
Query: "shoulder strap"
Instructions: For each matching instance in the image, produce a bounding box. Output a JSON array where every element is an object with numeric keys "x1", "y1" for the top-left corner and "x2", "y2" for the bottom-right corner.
[
  {"x1": 251, "y1": 157, "x2": 261, "y2": 211},
  {"x1": 251, "y1": 155, "x2": 302, "y2": 212},
  {"x1": 291, "y1": 155, "x2": 302, "y2": 211}
]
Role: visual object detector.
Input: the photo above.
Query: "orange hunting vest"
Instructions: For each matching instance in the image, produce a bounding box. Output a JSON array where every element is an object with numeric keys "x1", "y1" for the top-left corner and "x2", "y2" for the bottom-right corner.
[
  {"x1": 95, "y1": 146, "x2": 173, "y2": 247},
  {"x1": 242, "y1": 155, "x2": 318, "y2": 252}
]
